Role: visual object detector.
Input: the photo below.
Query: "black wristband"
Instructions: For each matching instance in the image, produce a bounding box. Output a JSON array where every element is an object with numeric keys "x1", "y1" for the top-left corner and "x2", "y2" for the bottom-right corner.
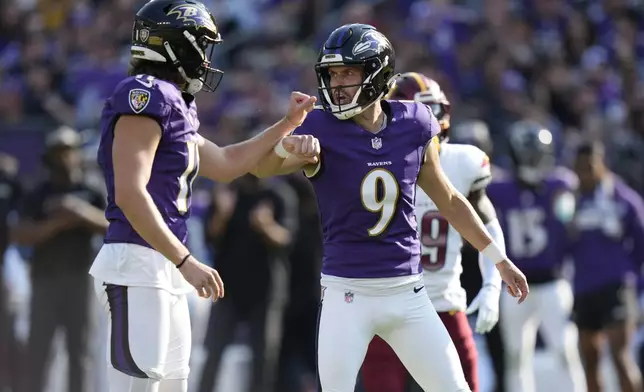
[{"x1": 177, "y1": 254, "x2": 191, "y2": 269}]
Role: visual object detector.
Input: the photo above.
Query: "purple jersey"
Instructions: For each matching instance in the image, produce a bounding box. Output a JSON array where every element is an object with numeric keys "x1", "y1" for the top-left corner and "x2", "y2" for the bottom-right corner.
[
  {"x1": 571, "y1": 176, "x2": 644, "y2": 294},
  {"x1": 97, "y1": 74, "x2": 200, "y2": 247},
  {"x1": 487, "y1": 167, "x2": 578, "y2": 281},
  {"x1": 293, "y1": 101, "x2": 439, "y2": 279}
]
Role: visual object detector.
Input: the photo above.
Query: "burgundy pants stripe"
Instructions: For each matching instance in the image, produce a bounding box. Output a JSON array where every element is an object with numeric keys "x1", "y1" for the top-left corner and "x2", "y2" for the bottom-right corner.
[{"x1": 361, "y1": 311, "x2": 479, "y2": 392}]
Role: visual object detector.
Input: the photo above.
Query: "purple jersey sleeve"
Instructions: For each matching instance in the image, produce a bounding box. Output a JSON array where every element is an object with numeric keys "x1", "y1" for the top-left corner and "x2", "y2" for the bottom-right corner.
[
  {"x1": 417, "y1": 102, "x2": 440, "y2": 150},
  {"x1": 623, "y1": 185, "x2": 644, "y2": 266},
  {"x1": 110, "y1": 75, "x2": 172, "y2": 126},
  {"x1": 552, "y1": 166, "x2": 579, "y2": 192},
  {"x1": 292, "y1": 109, "x2": 324, "y2": 138}
]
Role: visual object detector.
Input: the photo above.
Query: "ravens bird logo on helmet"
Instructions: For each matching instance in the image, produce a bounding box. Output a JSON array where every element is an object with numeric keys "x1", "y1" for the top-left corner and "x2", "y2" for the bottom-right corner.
[
  {"x1": 315, "y1": 24, "x2": 397, "y2": 120},
  {"x1": 387, "y1": 72, "x2": 451, "y2": 140},
  {"x1": 130, "y1": 0, "x2": 224, "y2": 95}
]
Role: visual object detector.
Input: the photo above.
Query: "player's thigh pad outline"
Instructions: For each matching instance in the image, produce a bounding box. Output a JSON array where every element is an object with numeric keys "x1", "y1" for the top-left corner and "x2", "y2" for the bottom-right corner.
[
  {"x1": 378, "y1": 288, "x2": 471, "y2": 392},
  {"x1": 317, "y1": 286, "x2": 377, "y2": 392},
  {"x1": 94, "y1": 279, "x2": 191, "y2": 380}
]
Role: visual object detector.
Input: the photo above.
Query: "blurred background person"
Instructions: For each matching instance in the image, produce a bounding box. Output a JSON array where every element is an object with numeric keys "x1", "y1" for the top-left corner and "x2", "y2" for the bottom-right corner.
[
  {"x1": 273, "y1": 172, "x2": 323, "y2": 392},
  {"x1": 452, "y1": 120, "x2": 507, "y2": 392},
  {"x1": 487, "y1": 121, "x2": 586, "y2": 392},
  {"x1": 571, "y1": 141, "x2": 644, "y2": 392},
  {"x1": 0, "y1": 153, "x2": 23, "y2": 392},
  {"x1": 197, "y1": 174, "x2": 297, "y2": 392},
  {"x1": 11, "y1": 127, "x2": 107, "y2": 392}
]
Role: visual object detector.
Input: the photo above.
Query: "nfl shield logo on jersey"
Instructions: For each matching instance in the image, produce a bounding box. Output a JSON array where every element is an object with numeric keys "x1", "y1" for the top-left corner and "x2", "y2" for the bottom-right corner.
[
  {"x1": 344, "y1": 291, "x2": 354, "y2": 303},
  {"x1": 128, "y1": 88, "x2": 151, "y2": 114},
  {"x1": 371, "y1": 137, "x2": 382, "y2": 150}
]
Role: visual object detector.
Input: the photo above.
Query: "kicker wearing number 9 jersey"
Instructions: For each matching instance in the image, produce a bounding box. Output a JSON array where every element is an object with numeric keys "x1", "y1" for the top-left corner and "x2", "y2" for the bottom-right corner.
[
  {"x1": 252, "y1": 24, "x2": 530, "y2": 392},
  {"x1": 361, "y1": 73, "x2": 504, "y2": 392}
]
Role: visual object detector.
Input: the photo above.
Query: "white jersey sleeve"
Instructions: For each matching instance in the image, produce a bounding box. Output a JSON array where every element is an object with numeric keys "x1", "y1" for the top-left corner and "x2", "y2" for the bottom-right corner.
[
  {"x1": 459, "y1": 144, "x2": 492, "y2": 192},
  {"x1": 416, "y1": 143, "x2": 492, "y2": 312}
]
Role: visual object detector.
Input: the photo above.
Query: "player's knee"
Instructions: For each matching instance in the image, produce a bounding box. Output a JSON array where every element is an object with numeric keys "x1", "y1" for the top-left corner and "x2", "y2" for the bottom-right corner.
[
  {"x1": 144, "y1": 368, "x2": 165, "y2": 380},
  {"x1": 609, "y1": 345, "x2": 633, "y2": 369},
  {"x1": 112, "y1": 362, "x2": 164, "y2": 380},
  {"x1": 111, "y1": 349, "x2": 167, "y2": 380},
  {"x1": 505, "y1": 350, "x2": 529, "y2": 370},
  {"x1": 164, "y1": 367, "x2": 190, "y2": 380},
  {"x1": 132, "y1": 360, "x2": 189, "y2": 380}
]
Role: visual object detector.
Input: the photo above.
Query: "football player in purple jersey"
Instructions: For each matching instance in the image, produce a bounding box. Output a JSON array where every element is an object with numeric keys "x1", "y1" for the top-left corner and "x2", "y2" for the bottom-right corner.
[
  {"x1": 487, "y1": 121, "x2": 586, "y2": 392},
  {"x1": 253, "y1": 24, "x2": 529, "y2": 392},
  {"x1": 572, "y1": 142, "x2": 644, "y2": 392},
  {"x1": 88, "y1": 1, "x2": 316, "y2": 391}
]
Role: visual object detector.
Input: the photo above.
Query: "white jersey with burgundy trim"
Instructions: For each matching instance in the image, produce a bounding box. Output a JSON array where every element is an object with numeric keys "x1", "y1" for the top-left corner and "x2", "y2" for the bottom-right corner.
[{"x1": 415, "y1": 142, "x2": 492, "y2": 312}]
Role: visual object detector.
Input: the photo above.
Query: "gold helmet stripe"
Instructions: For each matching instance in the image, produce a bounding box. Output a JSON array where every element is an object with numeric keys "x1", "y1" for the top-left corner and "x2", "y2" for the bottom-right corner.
[{"x1": 408, "y1": 72, "x2": 428, "y2": 92}]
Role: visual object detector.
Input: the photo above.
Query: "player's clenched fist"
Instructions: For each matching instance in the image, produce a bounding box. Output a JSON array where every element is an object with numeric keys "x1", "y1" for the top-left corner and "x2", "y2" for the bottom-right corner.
[
  {"x1": 178, "y1": 255, "x2": 225, "y2": 302},
  {"x1": 285, "y1": 91, "x2": 317, "y2": 127},
  {"x1": 495, "y1": 259, "x2": 529, "y2": 304},
  {"x1": 282, "y1": 134, "x2": 320, "y2": 164}
]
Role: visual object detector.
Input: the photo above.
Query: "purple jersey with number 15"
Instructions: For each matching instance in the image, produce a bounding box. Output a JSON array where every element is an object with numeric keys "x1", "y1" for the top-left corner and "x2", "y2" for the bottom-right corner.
[
  {"x1": 97, "y1": 74, "x2": 200, "y2": 247},
  {"x1": 293, "y1": 100, "x2": 439, "y2": 279}
]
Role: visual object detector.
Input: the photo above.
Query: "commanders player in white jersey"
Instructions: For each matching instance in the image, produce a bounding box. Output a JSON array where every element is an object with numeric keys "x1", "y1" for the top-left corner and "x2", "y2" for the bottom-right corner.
[{"x1": 360, "y1": 73, "x2": 505, "y2": 392}]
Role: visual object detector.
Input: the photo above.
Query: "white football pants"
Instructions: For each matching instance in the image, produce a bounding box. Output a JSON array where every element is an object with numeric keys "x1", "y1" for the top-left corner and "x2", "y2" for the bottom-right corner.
[
  {"x1": 93, "y1": 279, "x2": 191, "y2": 392},
  {"x1": 501, "y1": 278, "x2": 586, "y2": 392},
  {"x1": 317, "y1": 280, "x2": 470, "y2": 392}
]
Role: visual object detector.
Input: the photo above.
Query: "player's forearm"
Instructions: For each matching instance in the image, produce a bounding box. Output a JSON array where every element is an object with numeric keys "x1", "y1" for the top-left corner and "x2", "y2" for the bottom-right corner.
[
  {"x1": 258, "y1": 221, "x2": 291, "y2": 247},
  {"x1": 11, "y1": 219, "x2": 69, "y2": 245},
  {"x1": 115, "y1": 188, "x2": 189, "y2": 266},
  {"x1": 251, "y1": 151, "x2": 290, "y2": 178},
  {"x1": 439, "y1": 191, "x2": 496, "y2": 252},
  {"x1": 252, "y1": 151, "x2": 316, "y2": 178},
  {"x1": 77, "y1": 204, "x2": 109, "y2": 234},
  {"x1": 220, "y1": 118, "x2": 297, "y2": 181},
  {"x1": 478, "y1": 218, "x2": 504, "y2": 289},
  {"x1": 207, "y1": 213, "x2": 231, "y2": 239}
]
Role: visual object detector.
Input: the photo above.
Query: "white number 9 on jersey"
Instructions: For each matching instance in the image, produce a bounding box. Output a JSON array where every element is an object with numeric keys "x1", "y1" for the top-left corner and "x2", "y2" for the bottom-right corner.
[{"x1": 360, "y1": 168, "x2": 400, "y2": 236}]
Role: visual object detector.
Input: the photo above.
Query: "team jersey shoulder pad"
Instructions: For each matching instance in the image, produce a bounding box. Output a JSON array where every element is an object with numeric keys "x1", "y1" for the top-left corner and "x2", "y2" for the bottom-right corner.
[
  {"x1": 485, "y1": 166, "x2": 512, "y2": 196},
  {"x1": 450, "y1": 143, "x2": 492, "y2": 191},
  {"x1": 415, "y1": 101, "x2": 440, "y2": 149},
  {"x1": 549, "y1": 166, "x2": 579, "y2": 192},
  {"x1": 110, "y1": 74, "x2": 174, "y2": 121},
  {"x1": 292, "y1": 106, "x2": 327, "y2": 137},
  {"x1": 386, "y1": 100, "x2": 440, "y2": 146}
]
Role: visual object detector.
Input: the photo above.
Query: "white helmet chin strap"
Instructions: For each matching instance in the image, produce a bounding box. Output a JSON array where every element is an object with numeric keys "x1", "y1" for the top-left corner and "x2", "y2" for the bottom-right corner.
[
  {"x1": 322, "y1": 58, "x2": 397, "y2": 120},
  {"x1": 162, "y1": 30, "x2": 207, "y2": 94},
  {"x1": 131, "y1": 30, "x2": 214, "y2": 94}
]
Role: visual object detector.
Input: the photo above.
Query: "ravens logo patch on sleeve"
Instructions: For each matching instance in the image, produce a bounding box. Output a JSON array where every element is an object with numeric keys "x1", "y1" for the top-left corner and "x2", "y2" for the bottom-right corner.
[{"x1": 129, "y1": 88, "x2": 151, "y2": 113}]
